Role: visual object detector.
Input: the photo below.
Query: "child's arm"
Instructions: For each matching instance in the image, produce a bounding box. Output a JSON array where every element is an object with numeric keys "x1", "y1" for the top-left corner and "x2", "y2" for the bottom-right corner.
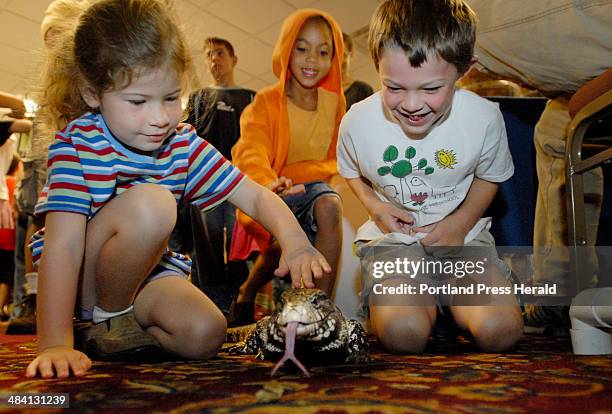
[
  {"x1": 346, "y1": 176, "x2": 414, "y2": 234},
  {"x1": 25, "y1": 212, "x2": 92, "y2": 379},
  {"x1": 0, "y1": 91, "x2": 26, "y2": 118},
  {"x1": 228, "y1": 177, "x2": 331, "y2": 288},
  {"x1": 0, "y1": 177, "x2": 13, "y2": 229},
  {"x1": 0, "y1": 198, "x2": 14, "y2": 230},
  {"x1": 413, "y1": 178, "x2": 498, "y2": 246},
  {"x1": 0, "y1": 139, "x2": 15, "y2": 229}
]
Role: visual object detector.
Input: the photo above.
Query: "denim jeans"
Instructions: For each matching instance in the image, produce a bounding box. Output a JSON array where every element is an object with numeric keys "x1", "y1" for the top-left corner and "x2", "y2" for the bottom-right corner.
[
  {"x1": 11, "y1": 156, "x2": 47, "y2": 318},
  {"x1": 10, "y1": 214, "x2": 27, "y2": 319}
]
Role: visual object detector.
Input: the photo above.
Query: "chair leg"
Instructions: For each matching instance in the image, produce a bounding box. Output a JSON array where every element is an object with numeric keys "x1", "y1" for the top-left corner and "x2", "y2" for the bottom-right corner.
[
  {"x1": 566, "y1": 124, "x2": 590, "y2": 294},
  {"x1": 564, "y1": 82, "x2": 612, "y2": 301},
  {"x1": 567, "y1": 168, "x2": 589, "y2": 294},
  {"x1": 567, "y1": 169, "x2": 588, "y2": 246}
]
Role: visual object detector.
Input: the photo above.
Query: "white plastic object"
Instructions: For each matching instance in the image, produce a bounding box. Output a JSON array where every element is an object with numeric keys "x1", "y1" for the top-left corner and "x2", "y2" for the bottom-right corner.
[{"x1": 570, "y1": 288, "x2": 612, "y2": 355}]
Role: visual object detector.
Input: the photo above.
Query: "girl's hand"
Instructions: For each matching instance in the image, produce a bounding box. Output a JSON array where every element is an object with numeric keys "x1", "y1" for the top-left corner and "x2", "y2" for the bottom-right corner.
[
  {"x1": 274, "y1": 245, "x2": 331, "y2": 288},
  {"x1": 370, "y1": 201, "x2": 415, "y2": 234},
  {"x1": 413, "y1": 215, "x2": 467, "y2": 247},
  {"x1": 26, "y1": 346, "x2": 92, "y2": 379}
]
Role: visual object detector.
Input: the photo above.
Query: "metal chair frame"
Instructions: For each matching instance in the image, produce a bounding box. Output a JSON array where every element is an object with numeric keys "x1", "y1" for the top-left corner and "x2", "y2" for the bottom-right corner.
[{"x1": 566, "y1": 89, "x2": 612, "y2": 292}]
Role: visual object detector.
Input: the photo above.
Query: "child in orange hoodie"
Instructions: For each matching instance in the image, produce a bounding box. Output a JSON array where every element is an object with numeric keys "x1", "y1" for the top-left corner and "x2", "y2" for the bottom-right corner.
[{"x1": 230, "y1": 9, "x2": 346, "y2": 324}]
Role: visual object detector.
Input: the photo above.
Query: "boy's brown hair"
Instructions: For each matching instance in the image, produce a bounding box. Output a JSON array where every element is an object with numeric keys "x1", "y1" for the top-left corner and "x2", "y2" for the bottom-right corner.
[
  {"x1": 204, "y1": 37, "x2": 235, "y2": 57},
  {"x1": 368, "y1": 0, "x2": 476, "y2": 73}
]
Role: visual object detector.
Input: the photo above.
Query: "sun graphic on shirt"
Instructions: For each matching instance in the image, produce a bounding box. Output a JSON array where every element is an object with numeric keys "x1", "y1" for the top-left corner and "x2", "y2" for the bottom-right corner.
[{"x1": 435, "y1": 149, "x2": 457, "y2": 169}]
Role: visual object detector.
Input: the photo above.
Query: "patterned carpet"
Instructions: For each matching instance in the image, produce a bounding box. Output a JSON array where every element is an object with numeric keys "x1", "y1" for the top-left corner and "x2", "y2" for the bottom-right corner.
[{"x1": 0, "y1": 333, "x2": 611, "y2": 413}]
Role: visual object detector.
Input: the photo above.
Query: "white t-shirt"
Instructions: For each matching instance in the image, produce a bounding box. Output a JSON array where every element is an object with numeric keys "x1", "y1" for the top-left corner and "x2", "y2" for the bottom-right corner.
[{"x1": 337, "y1": 89, "x2": 514, "y2": 244}]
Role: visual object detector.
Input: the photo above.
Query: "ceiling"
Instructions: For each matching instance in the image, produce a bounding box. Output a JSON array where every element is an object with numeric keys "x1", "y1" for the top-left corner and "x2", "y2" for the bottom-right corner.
[{"x1": 0, "y1": 0, "x2": 381, "y2": 99}]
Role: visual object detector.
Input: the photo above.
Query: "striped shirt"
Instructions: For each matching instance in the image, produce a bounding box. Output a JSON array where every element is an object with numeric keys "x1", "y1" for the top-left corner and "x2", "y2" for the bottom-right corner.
[{"x1": 32, "y1": 112, "x2": 245, "y2": 275}]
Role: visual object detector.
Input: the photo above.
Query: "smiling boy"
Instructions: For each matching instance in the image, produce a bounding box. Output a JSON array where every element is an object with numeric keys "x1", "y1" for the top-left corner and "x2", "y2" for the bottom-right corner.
[{"x1": 337, "y1": 0, "x2": 523, "y2": 353}]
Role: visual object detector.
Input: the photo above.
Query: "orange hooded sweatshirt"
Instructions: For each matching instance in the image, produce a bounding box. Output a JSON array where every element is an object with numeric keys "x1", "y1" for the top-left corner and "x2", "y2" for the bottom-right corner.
[{"x1": 231, "y1": 9, "x2": 345, "y2": 250}]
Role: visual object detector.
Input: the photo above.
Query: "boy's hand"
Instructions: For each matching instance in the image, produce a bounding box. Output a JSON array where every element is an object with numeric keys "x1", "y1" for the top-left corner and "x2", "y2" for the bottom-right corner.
[
  {"x1": 274, "y1": 245, "x2": 331, "y2": 288},
  {"x1": 26, "y1": 346, "x2": 92, "y2": 379},
  {"x1": 413, "y1": 214, "x2": 467, "y2": 247},
  {"x1": 371, "y1": 201, "x2": 415, "y2": 234}
]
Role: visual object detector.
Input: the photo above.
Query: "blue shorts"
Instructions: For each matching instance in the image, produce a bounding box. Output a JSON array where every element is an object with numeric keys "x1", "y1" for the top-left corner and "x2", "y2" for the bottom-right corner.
[
  {"x1": 282, "y1": 181, "x2": 340, "y2": 244},
  {"x1": 270, "y1": 181, "x2": 340, "y2": 298}
]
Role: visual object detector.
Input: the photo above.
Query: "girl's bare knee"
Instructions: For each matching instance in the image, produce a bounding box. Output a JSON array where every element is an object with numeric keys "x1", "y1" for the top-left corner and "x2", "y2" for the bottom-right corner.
[
  {"x1": 126, "y1": 184, "x2": 177, "y2": 234},
  {"x1": 178, "y1": 312, "x2": 227, "y2": 360}
]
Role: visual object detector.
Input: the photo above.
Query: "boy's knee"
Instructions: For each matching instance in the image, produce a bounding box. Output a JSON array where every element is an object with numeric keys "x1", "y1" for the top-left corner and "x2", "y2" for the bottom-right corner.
[
  {"x1": 376, "y1": 317, "x2": 432, "y2": 354},
  {"x1": 314, "y1": 195, "x2": 342, "y2": 224},
  {"x1": 177, "y1": 311, "x2": 227, "y2": 359},
  {"x1": 471, "y1": 310, "x2": 523, "y2": 352}
]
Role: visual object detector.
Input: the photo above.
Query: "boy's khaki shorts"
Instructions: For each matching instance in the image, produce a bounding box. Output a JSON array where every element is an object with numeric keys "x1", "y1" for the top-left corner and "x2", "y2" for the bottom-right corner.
[{"x1": 355, "y1": 229, "x2": 514, "y2": 315}]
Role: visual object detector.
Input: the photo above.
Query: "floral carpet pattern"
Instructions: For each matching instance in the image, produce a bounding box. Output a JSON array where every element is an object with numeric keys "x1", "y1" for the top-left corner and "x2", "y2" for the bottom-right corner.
[{"x1": 0, "y1": 333, "x2": 610, "y2": 413}]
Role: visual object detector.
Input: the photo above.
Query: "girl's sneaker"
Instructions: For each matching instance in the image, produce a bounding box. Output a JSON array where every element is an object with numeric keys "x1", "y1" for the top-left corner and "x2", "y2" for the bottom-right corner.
[{"x1": 79, "y1": 312, "x2": 162, "y2": 360}]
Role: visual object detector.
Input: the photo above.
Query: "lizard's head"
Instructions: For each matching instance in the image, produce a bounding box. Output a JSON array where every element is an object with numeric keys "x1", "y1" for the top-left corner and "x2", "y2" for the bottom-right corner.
[{"x1": 273, "y1": 288, "x2": 340, "y2": 341}]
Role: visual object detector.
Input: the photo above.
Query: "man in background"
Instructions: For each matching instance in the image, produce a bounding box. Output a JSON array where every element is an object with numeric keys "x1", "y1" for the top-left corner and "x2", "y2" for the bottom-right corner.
[{"x1": 171, "y1": 37, "x2": 255, "y2": 318}]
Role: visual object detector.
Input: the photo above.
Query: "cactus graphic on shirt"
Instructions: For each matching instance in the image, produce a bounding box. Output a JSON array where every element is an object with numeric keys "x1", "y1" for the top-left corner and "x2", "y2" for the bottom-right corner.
[
  {"x1": 377, "y1": 145, "x2": 435, "y2": 206},
  {"x1": 377, "y1": 145, "x2": 435, "y2": 177}
]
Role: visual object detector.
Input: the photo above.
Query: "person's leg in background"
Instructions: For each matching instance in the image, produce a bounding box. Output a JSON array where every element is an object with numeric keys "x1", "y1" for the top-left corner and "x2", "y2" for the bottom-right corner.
[
  {"x1": 6, "y1": 216, "x2": 41, "y2": 333},
  {"x1": 223, "y1": 202, "x2": 249, "y2": 311},
  {"x1": 165, "y1": 196, "x2": 239, "y2": 317},
  {"x1": 0, "y1": 249, "x2": 14, "y2": 320},
  {"x1": 7, "y1": 157, "x2": 47, "y2": 334},
  {"x1": 191, "y1": 202, "x2": 233, "y2": 315},
  {"x1": 9, "y1": 212, "x2": 26, "y2": 320},
  {"x1": 231, "y1": 242, "x2": 280, "y2": 326},
  {"x1": 311, "y1": 194, "x2": 343, "y2": 296},
  {"x1": 528, "y1": 97, "x2": 603, "y2": 331},
  {"x1": 167, "y1": 198, "x2": 193, "y2": 255}
]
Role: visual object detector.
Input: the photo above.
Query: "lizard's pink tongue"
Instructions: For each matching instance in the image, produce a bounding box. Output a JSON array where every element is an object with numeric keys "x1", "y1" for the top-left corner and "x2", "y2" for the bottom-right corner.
[{"x1": 270, "y1": 321, "x2": 310, "y2": 377}]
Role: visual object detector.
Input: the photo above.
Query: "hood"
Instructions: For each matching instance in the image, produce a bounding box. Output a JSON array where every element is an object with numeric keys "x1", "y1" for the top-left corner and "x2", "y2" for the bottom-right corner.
[{"x1": 271, "y1": 8, "x2": 344, "y2": 96}]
